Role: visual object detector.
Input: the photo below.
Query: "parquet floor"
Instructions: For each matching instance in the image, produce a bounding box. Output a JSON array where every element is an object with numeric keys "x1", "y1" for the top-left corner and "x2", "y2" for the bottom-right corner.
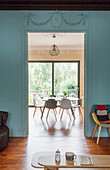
[{"x1": 0, "y1": 107, "x2": 110, "y2": 170}]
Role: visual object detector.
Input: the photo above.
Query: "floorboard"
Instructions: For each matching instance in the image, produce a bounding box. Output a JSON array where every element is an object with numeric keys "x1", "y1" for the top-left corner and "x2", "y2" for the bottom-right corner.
[{"x1": 0, "y1": 108, "x2": 110, "y2": 170}]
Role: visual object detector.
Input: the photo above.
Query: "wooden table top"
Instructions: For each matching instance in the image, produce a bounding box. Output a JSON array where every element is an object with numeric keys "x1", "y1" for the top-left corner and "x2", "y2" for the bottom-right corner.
[{"x1": 37, "y1": 154, "x2": 110, "y2": 168}]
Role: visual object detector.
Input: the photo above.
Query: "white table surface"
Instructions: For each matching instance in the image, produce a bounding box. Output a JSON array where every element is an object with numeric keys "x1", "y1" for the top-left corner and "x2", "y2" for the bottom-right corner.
[{"x1": 41, "y1": 97, "x2": 79, "y2": 102}]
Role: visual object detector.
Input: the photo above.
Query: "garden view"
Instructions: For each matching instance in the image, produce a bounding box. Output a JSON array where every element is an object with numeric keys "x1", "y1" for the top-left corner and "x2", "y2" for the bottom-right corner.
[{"x1": 28, "y1": 62, "x2": 79, "y2": 105}]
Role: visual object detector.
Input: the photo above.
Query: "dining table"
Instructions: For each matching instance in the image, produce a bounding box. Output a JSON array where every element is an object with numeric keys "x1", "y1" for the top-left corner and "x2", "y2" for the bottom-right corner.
[
  {"x1": 41, "y1": 97, "x2": 79, "y2": 102},
  {"x1": 40, "y1": 97, "x2": 79, "y2": 119}
]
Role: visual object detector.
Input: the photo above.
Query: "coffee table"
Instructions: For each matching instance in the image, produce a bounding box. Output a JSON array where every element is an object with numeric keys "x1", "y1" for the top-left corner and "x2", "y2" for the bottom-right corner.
[
  {"x1": 31, "y1": 152, "x2": 110, "y2": 170},
  {"x1": 36, "y1": 154, "x2": 110, "y2": 170}
]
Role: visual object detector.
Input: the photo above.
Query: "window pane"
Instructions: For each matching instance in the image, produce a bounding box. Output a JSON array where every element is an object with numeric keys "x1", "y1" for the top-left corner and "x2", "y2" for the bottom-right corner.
[
  {"x1": 54, "y1": 62, "x2": 78, "y2": 97},
  {"x1": 28, "y1": 62, "x2": 52, "y2": 105}
]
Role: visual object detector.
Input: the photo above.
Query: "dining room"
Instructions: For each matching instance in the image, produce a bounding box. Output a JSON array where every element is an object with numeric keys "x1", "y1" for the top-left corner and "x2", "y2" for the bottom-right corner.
[{"x1": 28, "y1": 32, "x2": 84, "y2": 138}]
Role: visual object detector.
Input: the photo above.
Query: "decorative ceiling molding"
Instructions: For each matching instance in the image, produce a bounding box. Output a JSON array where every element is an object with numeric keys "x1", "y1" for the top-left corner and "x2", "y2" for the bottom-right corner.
[{"x1": 24, "y1": 11, "x2": 90, "y2": 28}]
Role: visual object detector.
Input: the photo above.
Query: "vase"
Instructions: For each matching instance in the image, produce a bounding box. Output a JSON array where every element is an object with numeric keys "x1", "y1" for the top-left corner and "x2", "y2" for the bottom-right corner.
[{"x1": 63, "y1": 95, "x2": 67, "y2": 99}]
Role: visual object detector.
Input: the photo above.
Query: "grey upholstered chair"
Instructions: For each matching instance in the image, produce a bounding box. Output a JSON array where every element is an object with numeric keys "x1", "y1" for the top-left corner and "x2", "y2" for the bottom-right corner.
[
  {"x1": 45, "y1": 99, "x2": 57, "y2": 121},
  {"x1": 60, "y1": 99, "x2": 75, "y2": 121}
]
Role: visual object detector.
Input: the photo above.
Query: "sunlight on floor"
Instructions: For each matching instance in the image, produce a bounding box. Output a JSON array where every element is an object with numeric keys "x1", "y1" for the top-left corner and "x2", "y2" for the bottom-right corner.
[{"x1": 28, "y1": 107, "x2": 84, "y2": 138}]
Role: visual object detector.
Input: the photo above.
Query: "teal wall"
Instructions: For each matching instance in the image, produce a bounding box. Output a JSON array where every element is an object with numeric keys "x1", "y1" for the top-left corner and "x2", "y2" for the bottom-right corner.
[{"x1": 0, "y1": 11, "x2": 110, "y2": 137}]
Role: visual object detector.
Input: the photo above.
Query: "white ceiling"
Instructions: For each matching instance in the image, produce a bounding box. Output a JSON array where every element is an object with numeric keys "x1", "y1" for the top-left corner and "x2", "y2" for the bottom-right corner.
[{"x1": 28, "y1": 33, "x2": 84, "y2": 50}]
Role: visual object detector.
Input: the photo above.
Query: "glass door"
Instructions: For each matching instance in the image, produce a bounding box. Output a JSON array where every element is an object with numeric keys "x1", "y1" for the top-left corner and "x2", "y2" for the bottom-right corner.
[
  {"x1": 28, "y1": 62, "x2": 52, "y2": 105},
  {"x1": 54, "y1": 62, "x2": 79, "y2": 98}
]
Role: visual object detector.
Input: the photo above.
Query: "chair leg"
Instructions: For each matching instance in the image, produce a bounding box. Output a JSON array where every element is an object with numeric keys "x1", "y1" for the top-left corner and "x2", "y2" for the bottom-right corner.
[
  {"x1": 33, "y1": 107, "x2": 37, "y2": 117},
  {"x1": 73, "y1": 107, "x2": 75, "y2": 113},
  {"x1": 71, "y1": 108, "x2": 75, "y2": 119},
  {"x1": 54, "y1": 109, "x2": 57, "y2": 121},
  {"x1": 92, "y1": 124, "x2": 98, "y2": 139},
  {"x1": 60, "y1": 109, "x2": 64, "y2": 121},
  {"x1": 40, "y1": 107, "x2": 43, "y2": 116},
  {"x1": 108, "y1": 128, "x2": 110, "y2": 136},
  {"x1": 67, "y1": 109, "x2": 71, "y2": 120},
  {"x1": 55, "y1": 108, "x2": 57, "y2": 115},
  {"x1": 46, "y1": 109, "x2": 50, "y2": 121},
  {"x1": 41, "y1": 106, "x2": 45, "y2": 119},
  {"x1": 97, "y1": 125, "x2": 101, "y2": 144},
  {"x1": 78, "y1": 107, "x2": 82, "y2": 118},
  {"x1": 59, "y1": 108, "x2": 61, "y2": 114},
  {"x1": 79, "y1": 107, "x2": 83, "y2": 118},
  {"x1": 55, "y1": 109, "x2": 57, "y2": 115}
]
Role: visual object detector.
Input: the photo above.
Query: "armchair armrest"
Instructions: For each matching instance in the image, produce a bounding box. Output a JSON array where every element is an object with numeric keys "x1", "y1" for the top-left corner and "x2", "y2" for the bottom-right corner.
[
  {"x1": 0, "y1": 115, "x2": 3, "y2": 126},
  {"x1": 0, "y1": 111, "x2": 8, "y2": 125}
]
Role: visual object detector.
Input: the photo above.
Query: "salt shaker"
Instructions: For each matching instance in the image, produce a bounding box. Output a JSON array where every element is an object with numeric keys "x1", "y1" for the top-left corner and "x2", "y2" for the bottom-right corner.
[{"x1": 55, "y1": 149, "x2": 61, "y2": 162}]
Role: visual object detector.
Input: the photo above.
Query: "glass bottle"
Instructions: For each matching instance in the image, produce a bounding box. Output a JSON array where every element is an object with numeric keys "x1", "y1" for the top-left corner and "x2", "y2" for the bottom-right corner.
[{"x1": 55, "y1": 149, "x2": 61, "y2": 162}]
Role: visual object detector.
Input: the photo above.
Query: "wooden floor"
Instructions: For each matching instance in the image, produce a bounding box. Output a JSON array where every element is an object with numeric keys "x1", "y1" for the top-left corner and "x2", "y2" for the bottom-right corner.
[{"x1": 1, "y1": 108, "x2": 110, "y2": 170}]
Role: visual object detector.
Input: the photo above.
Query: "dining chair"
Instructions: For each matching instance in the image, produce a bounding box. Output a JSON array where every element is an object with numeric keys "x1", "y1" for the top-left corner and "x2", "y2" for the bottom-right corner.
[
  {"x1": 92, "y1": 105, "x2": 110, "y2": 144},
  {"x1": 50, "y1": 95, "x2": 60, "y2": 114},
  {"x1": 60, "y1": 99, "x2": 75, "y2": 121},
  {"x1": 73, "y1": 96, "x2": 83, "y2": 118},
  {"x1": 45, "y1": 99, "x2": 57, "y2": 121},
  {"x1": 33, "y1": 97, "x2": 44, "y2": 118}
]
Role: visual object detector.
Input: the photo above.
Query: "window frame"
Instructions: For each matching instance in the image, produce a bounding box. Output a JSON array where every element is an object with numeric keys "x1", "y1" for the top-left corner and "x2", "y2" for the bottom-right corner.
[{"x1": 28, "y1": 60, "x2": 80, "y2": 98}]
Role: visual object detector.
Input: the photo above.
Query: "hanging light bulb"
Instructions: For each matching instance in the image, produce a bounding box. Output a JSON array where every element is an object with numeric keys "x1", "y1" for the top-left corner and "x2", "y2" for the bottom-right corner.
[{"x1": 49, "y1": 35, "x2": 60, "y2": 56}]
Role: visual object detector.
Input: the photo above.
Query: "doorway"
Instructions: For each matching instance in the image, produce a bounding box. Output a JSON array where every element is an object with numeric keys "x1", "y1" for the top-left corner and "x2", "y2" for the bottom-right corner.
[{"x1": 28, "y1": 32, "x2": 84, "y2": 137}]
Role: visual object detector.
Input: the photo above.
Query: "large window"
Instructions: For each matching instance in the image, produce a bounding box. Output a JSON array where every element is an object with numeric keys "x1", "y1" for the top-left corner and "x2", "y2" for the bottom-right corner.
[
  {"x1": 54, "y1": 62, "x2": 79, "y2": 97},
  {"x1": 28, "y1": 62, "x2": 79, "y2": 105}
]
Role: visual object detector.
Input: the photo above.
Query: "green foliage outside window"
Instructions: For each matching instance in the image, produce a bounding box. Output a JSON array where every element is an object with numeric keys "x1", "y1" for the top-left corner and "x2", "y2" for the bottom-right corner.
[{"x1": 28, "y1": 62, "x2": 78, "y2": 104}]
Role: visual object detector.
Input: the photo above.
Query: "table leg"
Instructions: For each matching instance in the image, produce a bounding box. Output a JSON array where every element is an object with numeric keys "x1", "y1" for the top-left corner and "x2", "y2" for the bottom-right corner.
[{"x1": 44, "y1": 167, "x2": 58, "y2": 170}]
